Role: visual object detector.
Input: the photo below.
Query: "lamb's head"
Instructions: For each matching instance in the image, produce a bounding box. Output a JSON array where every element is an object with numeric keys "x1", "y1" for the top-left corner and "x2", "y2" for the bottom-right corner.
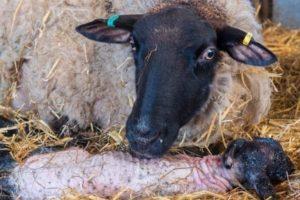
[
  {"x1": 222, "y1": 138, "x2": 294, "y2": 199},
  {"x1": 76, "y1": 6, "x2": 277, "y2": 158}
]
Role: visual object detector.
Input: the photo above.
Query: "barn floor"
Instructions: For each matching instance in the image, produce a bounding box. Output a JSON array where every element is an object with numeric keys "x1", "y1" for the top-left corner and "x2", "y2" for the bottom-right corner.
[{"x1": 0, "y1": 23, "x2": 299, "y2": 200}]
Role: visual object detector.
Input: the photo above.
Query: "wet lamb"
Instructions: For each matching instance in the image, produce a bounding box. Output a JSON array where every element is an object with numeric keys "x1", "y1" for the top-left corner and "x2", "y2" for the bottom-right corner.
[{"x1": 0, "y1": 138, "x2": 294, "y2": 200}]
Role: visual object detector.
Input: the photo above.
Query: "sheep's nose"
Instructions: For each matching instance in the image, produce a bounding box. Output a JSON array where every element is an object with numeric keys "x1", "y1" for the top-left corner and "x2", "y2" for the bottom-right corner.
[{"x1": 126, "y1": 116, "x2": 163, "y2": 144}]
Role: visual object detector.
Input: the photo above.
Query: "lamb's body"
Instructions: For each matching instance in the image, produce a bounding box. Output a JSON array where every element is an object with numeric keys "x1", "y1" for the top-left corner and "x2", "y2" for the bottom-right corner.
[
  {"x1": 8, "y1": 148, "x2": 237, "y2": 199},
  {"x1": 0, "y1": 0, "x2": 271, "y2": 145},
  {"x1": 1, "y1": 138, "x2": 293, "y2": 200}
]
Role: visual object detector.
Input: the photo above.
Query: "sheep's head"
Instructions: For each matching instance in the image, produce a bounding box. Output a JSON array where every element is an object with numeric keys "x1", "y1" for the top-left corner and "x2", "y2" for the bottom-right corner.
[{"x1": 76, "y1": 6, "x2": 277, "y2": 158}]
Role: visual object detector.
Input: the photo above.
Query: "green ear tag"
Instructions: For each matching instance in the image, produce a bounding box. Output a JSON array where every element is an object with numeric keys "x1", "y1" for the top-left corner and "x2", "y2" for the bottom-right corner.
[{"x1": 107, "y1": 15, "x2": 120, "y2": 27}]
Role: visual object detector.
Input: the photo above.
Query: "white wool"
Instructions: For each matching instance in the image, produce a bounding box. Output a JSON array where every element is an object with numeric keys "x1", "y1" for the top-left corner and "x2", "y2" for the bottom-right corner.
[{"x1": 0, "y1": 0, "x2": 272, "y2": 146}]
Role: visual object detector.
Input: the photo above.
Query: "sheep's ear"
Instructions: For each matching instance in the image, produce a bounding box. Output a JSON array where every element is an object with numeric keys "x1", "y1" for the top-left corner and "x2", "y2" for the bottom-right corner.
[
  {"x1": 76, "y1": 15, "x2": 142, "y2": 43},
  {"x1": 217, "y1": 26, "x2": 277, "y2": 66}
]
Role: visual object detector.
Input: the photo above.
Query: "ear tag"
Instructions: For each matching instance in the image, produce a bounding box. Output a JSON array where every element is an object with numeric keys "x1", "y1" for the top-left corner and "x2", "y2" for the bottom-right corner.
[
  {"x1": 242, "y1": 32, "x2": 253, "y2": 46},
  {"x1": 107, "y1": 15, "x2": 120, "y2": 28}
]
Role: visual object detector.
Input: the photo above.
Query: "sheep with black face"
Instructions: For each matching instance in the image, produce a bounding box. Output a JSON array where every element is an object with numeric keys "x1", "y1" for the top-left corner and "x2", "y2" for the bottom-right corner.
[
  {"x1": 0, "y1": 0, "x2": 276, "y2": 158},
  {"x1": 76, "y1": 2, "x2": 277, "y2": 158}
]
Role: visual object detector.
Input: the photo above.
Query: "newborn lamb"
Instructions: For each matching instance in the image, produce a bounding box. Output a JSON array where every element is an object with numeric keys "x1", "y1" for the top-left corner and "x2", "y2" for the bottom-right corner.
[{"x1": 0, "y1": 138, "x2": 294, "y2": 200}]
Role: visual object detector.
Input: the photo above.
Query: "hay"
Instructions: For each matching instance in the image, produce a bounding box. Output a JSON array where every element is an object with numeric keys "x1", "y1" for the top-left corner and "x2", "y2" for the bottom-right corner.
[{"x1": 0, "y1": 21, "x2": 299, "y2": 200}]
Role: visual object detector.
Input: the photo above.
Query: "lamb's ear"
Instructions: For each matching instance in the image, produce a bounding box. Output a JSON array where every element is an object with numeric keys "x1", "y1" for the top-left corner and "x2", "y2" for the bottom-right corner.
[
  {"x1": 222, "y1": 139, "x2": 248, "y2": 168},
  {"x1": 76, "y1": 15, "x2": 142, "y2": 43},
  {"x1": 217, "y1": 26, "x2": 277, "y2": 67}
]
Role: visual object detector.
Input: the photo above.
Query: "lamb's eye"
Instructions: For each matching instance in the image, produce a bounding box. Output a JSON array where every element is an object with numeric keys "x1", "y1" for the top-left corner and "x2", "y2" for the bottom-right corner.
[{"x1": 203, "y1": 48, "x2": 216, "y2": 60}]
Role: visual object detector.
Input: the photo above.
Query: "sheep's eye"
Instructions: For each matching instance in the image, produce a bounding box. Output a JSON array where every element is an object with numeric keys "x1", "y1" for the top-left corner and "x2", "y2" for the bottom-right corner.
[
  {"x1": 203, "y1": 48, "x2": 216, "y2": 60},
  {"x1": 195, "y1": 47, "x2": 217, "y2": 62}
]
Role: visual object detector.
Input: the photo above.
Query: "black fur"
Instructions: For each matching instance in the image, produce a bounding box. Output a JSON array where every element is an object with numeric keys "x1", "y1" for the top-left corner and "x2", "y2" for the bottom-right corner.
[{"x1": 223, "y1": 138, "x2": 294, "y2": 199}]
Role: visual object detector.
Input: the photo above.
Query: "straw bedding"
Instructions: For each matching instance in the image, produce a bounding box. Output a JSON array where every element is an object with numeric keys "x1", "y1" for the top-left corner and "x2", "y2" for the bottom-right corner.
[{"x1": 0, "y1": 1, "x2": 299, "y2": 199}]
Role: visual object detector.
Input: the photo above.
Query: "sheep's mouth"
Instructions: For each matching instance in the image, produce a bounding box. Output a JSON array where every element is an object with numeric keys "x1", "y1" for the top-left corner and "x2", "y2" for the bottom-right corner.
[
  {"x1": 128, "y1": 129, "x2": 180, "y2": 159},
  {"x1": 129, "y1": 138, "x2": 163, "y2": 159}
]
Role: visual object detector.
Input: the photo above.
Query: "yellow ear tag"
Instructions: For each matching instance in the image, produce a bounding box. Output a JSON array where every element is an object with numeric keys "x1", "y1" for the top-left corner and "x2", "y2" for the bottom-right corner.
[{"x1": 242, "y1": 32, "x2": 253, "y2": 46}]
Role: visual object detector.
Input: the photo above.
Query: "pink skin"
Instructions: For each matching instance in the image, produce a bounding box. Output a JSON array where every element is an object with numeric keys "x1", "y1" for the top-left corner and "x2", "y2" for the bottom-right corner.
[{"x1": 9, "y1": 148, "x2": 239, "y2": 199}]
